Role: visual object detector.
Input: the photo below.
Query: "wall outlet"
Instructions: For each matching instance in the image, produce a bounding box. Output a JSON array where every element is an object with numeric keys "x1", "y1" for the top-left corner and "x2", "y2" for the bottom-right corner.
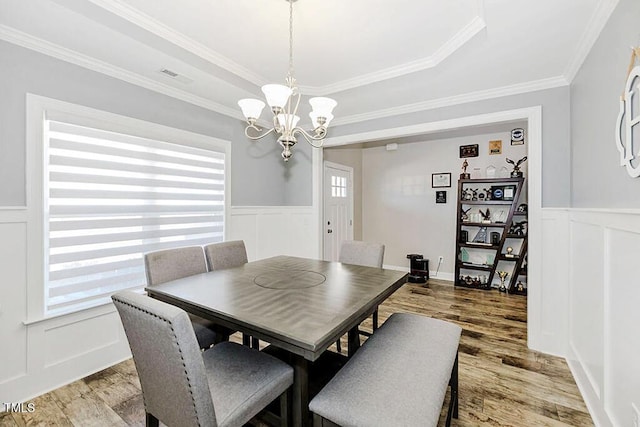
[
  {"x1": 633, "y1": 403, "x2": 639, "y2": 427},
  {"x1": 438, "y1": 255, "x2": 444, "y2": 263}
]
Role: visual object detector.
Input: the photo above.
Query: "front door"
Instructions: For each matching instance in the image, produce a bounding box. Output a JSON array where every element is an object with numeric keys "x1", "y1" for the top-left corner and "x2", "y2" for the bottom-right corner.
[{"x1": 323, "y1": 162, "x2": 353, "y2": 261}]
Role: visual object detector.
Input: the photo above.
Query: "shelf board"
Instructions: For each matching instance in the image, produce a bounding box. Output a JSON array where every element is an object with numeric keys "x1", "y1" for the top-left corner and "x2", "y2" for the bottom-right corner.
[
  {"x1": 458, "y1": 178, "x2": 523, "y2": 184},
  {"x1": 460, "y1": 222, "x2": 508, "y2": 227},
  {"x1": 455, "y1": 282, "x2": 493, "y2": 291},
  {"x1": 457, "y1": 263, "x2": 493, "y2": 271},
  {"x1": 498, "y1": 255, "x2": 521, "y2": 261},
  {"x1": 459, "y1": 200, "x2": 513, "y2": 205},
  {"x1": 459, "y1": 242, "x2": 499, "y2": 249}
]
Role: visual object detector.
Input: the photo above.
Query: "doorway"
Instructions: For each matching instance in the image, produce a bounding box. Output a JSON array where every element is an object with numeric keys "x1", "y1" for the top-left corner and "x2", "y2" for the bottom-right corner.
[
  {"x1": 314, "y1": 107, "x2": 544, "y2": 351},
  {"x1": 323, "y1": 161, "x2": 354, "y2": 261}
]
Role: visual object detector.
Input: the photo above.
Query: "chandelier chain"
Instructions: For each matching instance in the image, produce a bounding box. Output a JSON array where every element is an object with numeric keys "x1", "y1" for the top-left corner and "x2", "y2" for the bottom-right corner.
[{"x1": 288, "y1": 0, "x2": 294, "y2": 79}]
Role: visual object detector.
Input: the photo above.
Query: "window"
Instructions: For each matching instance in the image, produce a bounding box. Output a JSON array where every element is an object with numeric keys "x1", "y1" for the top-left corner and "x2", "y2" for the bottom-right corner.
[
  {"x1": 42, "y1": 119, "x2": 226, "y2": 315},
  {"x1": 331, "y1": 175, "x2": 347, "y2": 198}
]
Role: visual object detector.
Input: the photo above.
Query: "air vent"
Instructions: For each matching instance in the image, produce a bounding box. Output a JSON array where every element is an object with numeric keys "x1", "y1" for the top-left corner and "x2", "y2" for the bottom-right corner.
[
  {"x1": 157, "y1": 68, "x2": 193, "y2": 84},
  {"x1": 160, "y1": 68, "x2": 179, "y2": 78}
]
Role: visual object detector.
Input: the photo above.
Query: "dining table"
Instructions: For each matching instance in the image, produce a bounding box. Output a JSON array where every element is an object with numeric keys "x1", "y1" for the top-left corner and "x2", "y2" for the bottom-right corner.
[{"x1": 145, "y1": 255, "x2": 408, "y2": 427}]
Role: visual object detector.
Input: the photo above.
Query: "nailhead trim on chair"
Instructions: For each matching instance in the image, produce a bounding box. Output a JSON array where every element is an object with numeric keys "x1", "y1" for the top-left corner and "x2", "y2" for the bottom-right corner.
[{"x1": 113, "y1": 296, "x2": 204, "y2": 427}]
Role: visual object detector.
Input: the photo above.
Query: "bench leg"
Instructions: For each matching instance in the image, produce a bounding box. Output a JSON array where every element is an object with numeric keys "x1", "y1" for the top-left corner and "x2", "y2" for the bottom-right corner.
[
  {"x1": 372, "y1": 308, "x2": 379, "y2": 331},
  {"x1": 445, "y1": 352, "x2": 459, "y2": 427}
]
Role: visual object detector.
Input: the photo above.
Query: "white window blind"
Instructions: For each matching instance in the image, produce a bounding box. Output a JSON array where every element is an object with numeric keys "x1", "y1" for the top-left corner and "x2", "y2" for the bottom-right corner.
[{"x1": 44, "y1": 120, "x2": 225, "y2": 314}]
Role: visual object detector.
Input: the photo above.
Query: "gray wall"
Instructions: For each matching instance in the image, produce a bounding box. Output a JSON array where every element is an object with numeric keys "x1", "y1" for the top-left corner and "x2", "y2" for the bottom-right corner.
[
  {"x1": 0, "y1": 41, "x2": 292, "y2": 207},
  {"x1": 331, "y1": 87, "x2": 571, "y2": 207},
  {"x1": 570, "y1": 0, "x2": 640, "y2": 207}
]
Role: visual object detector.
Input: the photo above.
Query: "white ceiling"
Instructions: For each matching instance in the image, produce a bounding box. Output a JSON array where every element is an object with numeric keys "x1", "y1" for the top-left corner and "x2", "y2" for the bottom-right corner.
[{"x1": 0, "y1": 0, "x2": 618, "y2": 127}]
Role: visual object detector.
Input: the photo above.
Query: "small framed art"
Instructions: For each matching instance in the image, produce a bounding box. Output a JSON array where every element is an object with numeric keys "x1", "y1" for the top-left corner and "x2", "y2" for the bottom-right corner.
[
  {"x1": 459, "y1": 144, "x2": 479, "y2": 158},
  {"x1": 432, "y1": 173, "x2": 451, "y2": 188}
]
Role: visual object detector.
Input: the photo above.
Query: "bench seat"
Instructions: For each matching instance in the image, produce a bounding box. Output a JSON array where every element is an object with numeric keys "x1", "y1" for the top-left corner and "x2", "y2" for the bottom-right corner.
[{"x1": 309, "y1": 313, "x2": 461, "y2": 427}]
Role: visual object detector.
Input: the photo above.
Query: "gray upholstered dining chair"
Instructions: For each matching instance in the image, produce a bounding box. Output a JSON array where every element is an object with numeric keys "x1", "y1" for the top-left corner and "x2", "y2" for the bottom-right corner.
[
  {"x1": 204, "y1": 240, "x2": 257, "y2": 348},
  {"x1": 204, "y1": 240, "x2": 248, "y2": 271},
  {"x1": 144, "y1": 246, "x2": 226, "y2": 350},
  {"x1": 112, "y1": 291, "x2": 293, "y2": 427},
  {"x1": 336, "y1": 240, "x2": 385, "y2": 353}
]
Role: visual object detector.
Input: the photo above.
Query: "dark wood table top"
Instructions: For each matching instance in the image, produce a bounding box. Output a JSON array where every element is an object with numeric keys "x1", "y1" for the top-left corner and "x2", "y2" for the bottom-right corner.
[{"x1": 146, "y1": 255, "x2": 407, "y2": 361}]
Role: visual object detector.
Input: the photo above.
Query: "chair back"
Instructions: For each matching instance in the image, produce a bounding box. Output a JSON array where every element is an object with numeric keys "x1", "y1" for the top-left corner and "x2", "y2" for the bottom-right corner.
[
  {"x1": 339, "y1": 240, "x2": 385, "y2": 268},
  {"x1": 112, "y1": 291, "x2": 217, "y2": 427},
  {"x1": 204, "y1": 240, "x2": 248, "y2": 271},
  {"x1": 144, "y1": 246, "x2": 207, "y2": 286}
]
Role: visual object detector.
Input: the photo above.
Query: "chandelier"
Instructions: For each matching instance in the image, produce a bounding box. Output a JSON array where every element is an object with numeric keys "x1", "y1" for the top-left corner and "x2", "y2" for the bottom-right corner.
[{"x1": 237, "y1": 0, "x2": 337, "y2": 162}]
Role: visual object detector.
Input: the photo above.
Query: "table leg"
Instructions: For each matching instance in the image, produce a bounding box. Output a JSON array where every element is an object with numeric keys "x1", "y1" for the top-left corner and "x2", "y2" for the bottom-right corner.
[
  {"x1": 291, "y1": 354, "x2": 309, "y2": 427},
  {"x1": 347, "y1": 326, "x2": 361, "y2": 357}
]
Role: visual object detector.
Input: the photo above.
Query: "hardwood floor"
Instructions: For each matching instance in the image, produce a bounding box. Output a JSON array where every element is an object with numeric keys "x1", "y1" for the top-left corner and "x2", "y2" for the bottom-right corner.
[{"x1": 0, "y1": 279, "x2": 593, "y2": 427}]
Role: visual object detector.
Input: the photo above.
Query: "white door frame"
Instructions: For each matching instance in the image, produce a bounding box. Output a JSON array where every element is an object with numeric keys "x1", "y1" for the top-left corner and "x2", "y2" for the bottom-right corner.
[
  {"x1": 323, "y1": 161, "x2": 354, "y2": 260},
  {"x1": 312, "y1": 106, "x2": 543, "y2": 352}
]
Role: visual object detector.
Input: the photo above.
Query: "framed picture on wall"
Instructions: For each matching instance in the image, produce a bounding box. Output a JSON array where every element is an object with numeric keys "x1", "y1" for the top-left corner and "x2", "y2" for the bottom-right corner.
[
  {"x1": 459, "y1": 144, "x2": 479, "y2": 158},
  {"x1": 435, "y1": 191, "x2": 447, "y2": 203},
  {"x1": 432, "y1": 173, "x2": 451, "y2": 188},
  {"x1": 489, "y1": 140, "x2": 502, "y2": 155}
]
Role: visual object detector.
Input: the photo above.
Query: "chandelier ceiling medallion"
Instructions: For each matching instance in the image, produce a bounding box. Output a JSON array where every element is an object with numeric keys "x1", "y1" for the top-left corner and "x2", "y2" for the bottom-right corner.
[{"x1": 237, "y1": 0, "x2": 337, "y2": 162}]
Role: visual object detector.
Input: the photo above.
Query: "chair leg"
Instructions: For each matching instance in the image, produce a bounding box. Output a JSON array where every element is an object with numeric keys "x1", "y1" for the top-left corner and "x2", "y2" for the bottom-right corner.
[
  {"x1": 335, "y1": 338, "x2": 341, "y2": 354},
  {"x1": 145, "y1": 412, "x2": 159, "y2": 427},
  {"x1": 251, "y1": 336, "x2": 260, "y2": 349},
  {"x1": 242, "y1": 333, "x2": 251, "y2": 346}
]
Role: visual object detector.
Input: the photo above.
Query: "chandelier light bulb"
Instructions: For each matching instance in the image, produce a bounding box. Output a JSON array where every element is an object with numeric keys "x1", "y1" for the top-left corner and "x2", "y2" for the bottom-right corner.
[
  {"x1": 309, "y1": 97, "x2": 337, "y2": 117},
  {"x1": 238, "y1": 99, "x2": 265, "y2": 122},
  {"x1": 261, "y1": 84, "x2": 293, "y2": 109},
  {"x1": 309, "y1": 112, "x2": 333, "y2": 129}
]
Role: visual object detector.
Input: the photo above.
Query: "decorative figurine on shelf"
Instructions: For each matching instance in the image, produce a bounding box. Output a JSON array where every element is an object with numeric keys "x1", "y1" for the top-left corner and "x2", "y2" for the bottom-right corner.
[
  {"x1": 497, "y1": 271, "x2": 509, "y2": 293},
  {"x1": 484, "y1": 188, "x2": 492, "y2": 200},
  {"x1": 505, "y1": 247, "x2": 514, "y2": 258},
  {"x1": 506, "y1": 156, "x2": 527, "y2": 178},
  {"x1": 461, "y1": 207, "x2": 471, "y2": 222},
  {"x1": 471, "y1": 189, "x2": 479, "y2": 201},
  {"x1": 509, "y1": 220, "x2": 527, "y2": 236},
  {"x1": 517, "y1": 203, "x2": 528, "y2": 213},
  {"x1": 473, "y1": 227, "x2": 488, "y2": 243},
  {"x1": 461, "y1": 189, "x2": 472, "y2": 200},
  {"x1": 516, "y1": 281, "x2": 526, "y2": 293},
  {"x1": 478, "y1": 192, "x2": 485, "y2": 200},
  {"x1": 460, "y1": 159, "x2": 470, "y2": 179},
  {"x1": 480, "y1": 208, "x2": 491, "y2": 223}
]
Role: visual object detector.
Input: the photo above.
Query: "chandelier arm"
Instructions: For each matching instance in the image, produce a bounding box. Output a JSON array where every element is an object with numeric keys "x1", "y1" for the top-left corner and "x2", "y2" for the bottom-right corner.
[
  {"x1": 244, "y1": 125, "x2": 276, "y2": 141},
  {"x1": 293, "y1": 127, "x2": 327, "y2": 148}
]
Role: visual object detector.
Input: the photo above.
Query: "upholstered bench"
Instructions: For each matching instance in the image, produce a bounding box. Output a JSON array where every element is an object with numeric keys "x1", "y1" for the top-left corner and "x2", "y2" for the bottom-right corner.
[{"x1": 309, "y1": 313, "x2": 461, "y2": 427}]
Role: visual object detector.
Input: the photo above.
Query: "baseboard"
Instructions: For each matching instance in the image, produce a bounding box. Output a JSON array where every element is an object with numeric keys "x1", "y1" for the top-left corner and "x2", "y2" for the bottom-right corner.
[
  {"x1": 382, "y1": 264, "x2": 454, "y2": 282},
  {"x1": 566, "y1": 358, "x2": 613, "y2": 427}
]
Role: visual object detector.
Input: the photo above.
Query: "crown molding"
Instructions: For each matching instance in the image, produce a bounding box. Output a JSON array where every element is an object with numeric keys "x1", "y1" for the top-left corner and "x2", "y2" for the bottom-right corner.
[
  {"x1": 331, "y1": 75, "x2": 569, "y2": 127},
  {"x1": 563, "y1": 0, "x2": 619, "y2": 83},
  {"x1": 0, "y1": 25, "x2": 242, "y2": 121},
  {"x1": 87, "y1": 0, "x2": 267, "y2": 87},
  {"x1": 301, "y1": 14, "x2": 487, "y2": 95},
  {"x1": 89, "y1": 0, "x2": 485, "y2": 96}
]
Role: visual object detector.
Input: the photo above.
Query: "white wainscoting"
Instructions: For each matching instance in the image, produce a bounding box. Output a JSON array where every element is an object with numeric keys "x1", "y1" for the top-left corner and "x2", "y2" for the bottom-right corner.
[
  {"x1": 562, "y1": 209, "x2": 640, "y2": 427},
  {"x1": 1, "y1": 205, "x2": 318, "y2": 404},
  {"x1": 0, "y1": 208, "x2": 132, "y2": 404},
  {"x1": 228, "y1": 206, "x2": 320, "y2": 261}
]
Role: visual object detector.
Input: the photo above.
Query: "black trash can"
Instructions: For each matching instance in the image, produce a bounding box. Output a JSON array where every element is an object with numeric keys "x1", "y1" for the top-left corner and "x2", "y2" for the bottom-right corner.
[{"x1": 406, "y1": 254, "x2": 429, "y2": 284}]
